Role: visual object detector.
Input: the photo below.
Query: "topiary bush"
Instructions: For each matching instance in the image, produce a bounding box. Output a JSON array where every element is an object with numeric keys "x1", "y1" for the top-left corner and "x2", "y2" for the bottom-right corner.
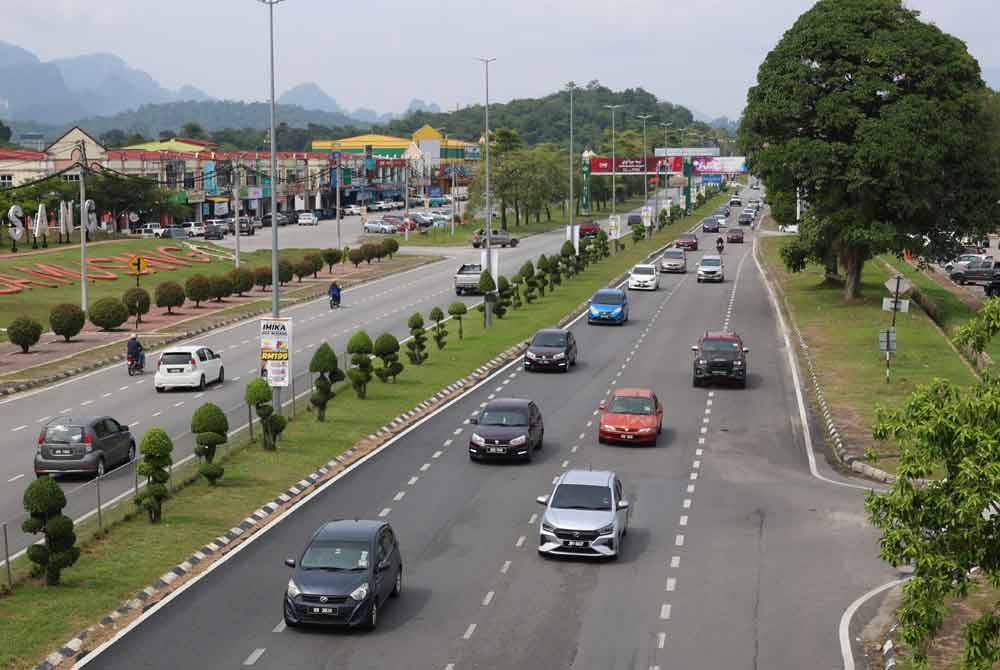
[
  {"x1": 155, "y1": 281, "x2": 185, "y2": 314},
  {"x1": 49, "y1": 303, "x2": 85, "y2": 342},
  {"x1": 89, "y1": 297, "x2": 129, "y2": 331},
  {"x1": 123, "y1": 287, "x2": 151, "y2": 325},
  {"x1": 349, "y1": 248, "x2": 364, "y2": 267},
  {"x1": 22, "y1": 476, "x2": 79, "y2": 585},
  {"x1": 382, "y1": 238, "x2": 399, "y2": 259},
  {"x1": 321, "y1": 248, "x2": 342, "y2": 272},
  {"x1": 294, "y1": 259, "x2": 313, "y2": 283},
  {"x1": 496, "y1": 276, "x2": 512, "y2": 317},
  {"x1": 361, "y1": 243, "x2": 379, "y2": 265},
  {"x1": 309, "y1": 342, "x2": 345, "y2": 420},
  {"x1": 406, "y1": 313, "x2": 428, "y2": 364},
  {"x1": 448, "y1": 301, "x2": 467, "y2": 339},
  {"x1": 8, "y1": 316, "x2": 43, "y2": 353},
  {"x1": 429, "y1": 306, "x2": 447, "y2": 350},
  {"x1": 208, "y1": 274, "x2": 233, "y2": 302},
  {"x1": 245, "y1": 377, "x2": 286, "y2": 450},
  {"x1": 308, "y1": 253, "x2": 324, "y2": 278},
  {"x1": 346, "y1": 330, "x2": 374, "y2": 398},
  {"x1": 373, "y1": 332, "x2": 404, "y2": 382},
  {"x1": 254, "y1": 266, "x2": 272, "y2": 291},
  {"x1": 191, "y1": 403, "x2": 228, "y2": 485},
  {"x1": 520, "y1": 260, "x2": 537, "y2": 303},
  {"x1": 230, "y1": 267, "x2": 255, "y2": 296},
  {"x1": 134, "y1": 427, "x2": 173, "y2": 523},
  {"x1": 185, "y1": 274, "x2": 211, "y2": 308},
  {"x1": 278, "y1": 259, "x2": 294, "y2": 285}
]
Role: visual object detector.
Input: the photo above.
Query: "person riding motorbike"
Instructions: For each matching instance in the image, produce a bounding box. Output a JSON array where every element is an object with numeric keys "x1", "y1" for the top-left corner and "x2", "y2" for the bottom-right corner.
[
  {"x1": 127, "y1": 333, "x2": 145, "y2": 371},
  {"x1": 328, "y1": 281, "x2": 342, "y2": 308},
  {"x1": 716, "y1": 236, "x2": 725, "y2": 253}
]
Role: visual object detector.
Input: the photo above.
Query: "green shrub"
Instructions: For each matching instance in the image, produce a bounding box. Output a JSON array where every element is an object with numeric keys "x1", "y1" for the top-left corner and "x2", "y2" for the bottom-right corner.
[
  {"x1": 191, "y1": 403, "x2": 228, "y2": 485},
  {"x1": 22, "y1": 476, "x2": 79, "y2": 585},
  {"x1": 185, "y1": 274, "x2": 211, "y2": 307},
  {"x1": 346, "y1": 331, "x2": 374, "y2": 398},
  {"x1": 208, "y1": 274, "x2": 233, "y2": 301},
  {"x1": 321, "y1": 248, "x2": 342, "y2": 272},
  {"x1": 448, "y1": 302, "x2": 468, "y2": 339},
  {"x1": 361, "y1": 243, "x2": 379, "y2": 264},
  {"x1": 520, "y1": 260, "x2": 537, "y2": 303},
  {"x1": 244, "y1": 378, "x2": 286, "y2": 450},
  {"x1": 308, "y1": 253, "x2": 324, "y2": 278},
  {"x1": 406, "y1": 313, "x2": 429, "y2": 364},
  {"x1": 89, "y1": 297, "x2": 129, "y2": 331},
  {"x1": 254, "y1": 266, "x2": 272, "y2": 290},
  {"x1": 49, "y1": 303, "x2": 85, "y2": 342},
  {"x1": 8, "y1": 316, "x2": 43, "y2": 353},
  {"x1": 135, "y1": 428, "x2": 173, "y2": 523},
  {"x1": 230, "y1": 267, "x2": 255, "y2": 296},
  {"x1": 294, "y1": 259, "x2": 313, "y2": 283},
  {"x1": 382, "y1": 238, "x2": 399, "y2": 259},
  {"x1": 154, "y1": 281, "x2": 185, "y2": 314},
  {"x1": 349, "y1": 248, "x2": 364, "y2": 267},
  {"x1": 373, "y1": 333, "x2": 404, "y2": 382},
  {"x1": 309, "y1": 342, "x2": 345, "y2": 420},
  {"x1": 278, "y1": 259, "x2": 294, "y2": 285},
  {"x1": 428, "y1": 306, "x2": 447, "y2": 350},
  {"x1": 123, "y1": 287, "x2": 151, "y2": 324}
]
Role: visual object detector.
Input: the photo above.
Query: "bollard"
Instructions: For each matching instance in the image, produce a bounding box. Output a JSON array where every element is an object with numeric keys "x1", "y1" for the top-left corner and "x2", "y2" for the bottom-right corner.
[
  {"x1": 134, "y1": 460, "x2": 139, "y2": 497},
  {"x1": 248, "y1": 404, "x2": 254, "y2": 441},
  {"x1": 290, "y1": 377, "x2": 296, "y2": 419},
  {"x1": 2, "y1": 522, "x2": 11, "y2": 591},
  {"x1": 96, "y1": 475, "x2": 103, "y2": 532}
]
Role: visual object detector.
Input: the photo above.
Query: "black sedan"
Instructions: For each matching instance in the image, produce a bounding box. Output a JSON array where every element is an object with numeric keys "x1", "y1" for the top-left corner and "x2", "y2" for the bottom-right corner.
[
  {"x1": 524, "y1": 329, "x2": 577, "y2": 372},
  {"x1": 726, "y1": 228, "x2": 744, "y2": 243},
  {"x1": 283, "y1": 520, "x2": 402, "y2": 630},
  {"x1": 469, "y1": 398, "x2": 544, "y2": 462},
  {"x1": 701, "y1": 218, "x2": 720, "y2": 233}
]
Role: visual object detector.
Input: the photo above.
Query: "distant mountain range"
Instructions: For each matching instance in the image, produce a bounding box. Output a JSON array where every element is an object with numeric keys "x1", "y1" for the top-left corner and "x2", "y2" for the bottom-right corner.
[{"x1": 277, "y1": 82, "x2": 441, "y2": 124}]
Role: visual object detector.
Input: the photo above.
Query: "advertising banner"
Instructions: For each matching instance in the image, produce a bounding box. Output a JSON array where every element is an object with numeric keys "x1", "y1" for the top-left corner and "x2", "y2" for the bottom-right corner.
[
  {"x1": 701, "y1": 173, "x2": 723, "y2": 184},
  {"x1": 692, "y1": 156, "x2": 747, "y2": 174},
  {"x1": 203, "y1": 161, "x2": 218, "y2": 195},
  {"x1": 655, "y1": 147, "x2": 721, "y2": 157},
  {"x1": 259, "y1": 317, "x2": 292, "y2": 387},
  {"x1": 588, "y1": 156, "x2": 684, "y2": 175},
  {"x1": 215, "y1": 202, "x2": 229, "y2": 216}
]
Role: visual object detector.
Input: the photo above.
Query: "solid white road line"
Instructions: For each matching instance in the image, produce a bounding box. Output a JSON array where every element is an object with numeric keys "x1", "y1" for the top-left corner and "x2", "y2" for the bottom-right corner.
[
  {"x1": 462, "y1": 623, "x2": 477, "y2": 640},
  {"x1": 243, "y1": 648, "x2": 266, "y2": 666},
  {"x1": 839, "y1": 578, "x2": 907, "y2": 670}
]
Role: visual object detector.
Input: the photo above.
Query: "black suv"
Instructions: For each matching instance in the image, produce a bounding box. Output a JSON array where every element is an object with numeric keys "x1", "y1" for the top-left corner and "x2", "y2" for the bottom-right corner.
[
  {"x1": 738, "y1": 212, "x2": 754, "y2": 226},
  {"x1": 525, "y1": 329, "x2": 578, "y2": 372},
  {"x1": 692, "y1": 331, "x2": 749, "y2": 388},
  {"x1": 34, "y1": 416, "x2": 136, "y2": 478},
  {"x1": 283, "y1": 520, "x2": 402, "y2": 630},
  {"x1": 469, "y1": 398, "x2": 544, "y2": 462}
]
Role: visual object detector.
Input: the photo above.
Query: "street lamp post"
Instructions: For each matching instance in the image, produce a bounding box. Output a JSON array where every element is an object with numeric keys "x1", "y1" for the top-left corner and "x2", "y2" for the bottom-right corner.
[
  {"x1": 567, "y1": 82, "x2": 576, "y2": 238},
  {"x1": 442, "y1": 129, "x2": 457, "y2": 237},
  {"x1": 604, "y1": 104, "x2": 622, "y2": 250},
  {"x1": 477, "y1": 57, "x2": 496, "y2": 328},
  {"x1": 659, "y1": 121, "x2": 672, "y2": 214},
  {"x1": 258, "y1": 0, "x2": 285, "y2": 410},
  {"x1": 636, "y1": 114, "x2": 652, "y2": 208}
]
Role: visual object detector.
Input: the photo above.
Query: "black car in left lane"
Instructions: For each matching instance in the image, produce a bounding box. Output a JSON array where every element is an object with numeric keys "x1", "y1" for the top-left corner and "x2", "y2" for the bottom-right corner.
[
  {"x1": 524, "y1": 328, "x2": 578, "y2": 372},
  {"x1": 283, "y1": 520, "x2": 402, "y2": 630}
]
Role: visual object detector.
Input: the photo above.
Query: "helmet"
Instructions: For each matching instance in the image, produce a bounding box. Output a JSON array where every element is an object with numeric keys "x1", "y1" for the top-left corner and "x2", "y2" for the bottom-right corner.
[{"x1": 130, "y1": 333, "x2": 137, "y2": 339}]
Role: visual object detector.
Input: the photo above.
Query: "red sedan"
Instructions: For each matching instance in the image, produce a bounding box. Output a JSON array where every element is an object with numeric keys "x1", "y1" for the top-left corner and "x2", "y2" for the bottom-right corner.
[
  {"x1": 597, "y1": 388, "x2": 663, "y2": 445},
  {"x1": 676, "y1": 234, "x2": 698, "y2": 250}
]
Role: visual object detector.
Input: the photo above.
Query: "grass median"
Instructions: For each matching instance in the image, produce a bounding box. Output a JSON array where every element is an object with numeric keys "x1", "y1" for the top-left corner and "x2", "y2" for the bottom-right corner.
[
  {"x1": 0, "y1": 194, "x2": 725, "y2": 670},
  {"x1": 758, "y1": 237, "x2": 976, "y2": 472}
]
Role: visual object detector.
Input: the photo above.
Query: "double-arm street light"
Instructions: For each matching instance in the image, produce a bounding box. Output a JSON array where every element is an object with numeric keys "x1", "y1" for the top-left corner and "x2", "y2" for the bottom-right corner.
[
  {"x1": 604, "y1": 104, "x2": 623, "y2": 219},
  {"x1": 476, "y1": 57, "x2": 496, "y2": 327},
  {"x1": 636, "y1": 114, "x2": 653, "y2": 207}
]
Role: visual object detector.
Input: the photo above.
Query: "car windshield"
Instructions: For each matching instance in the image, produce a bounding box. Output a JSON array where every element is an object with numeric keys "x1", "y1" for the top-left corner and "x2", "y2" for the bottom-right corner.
[
  {"x1": 300, "y1": 539, "x2": 370, "y2": 571},
  {"x1": 480, "y1": 409, "x2": 528, "y2": 426},
  {"x1": 608, "y1": 396, "x2": 653, "y2": 415},
  {"x1": 593, "y1": 291, "x2": 624, "y2": 305},
  {"x1": 532, "y1": 332, "x2": 566, "y2": 347},
  {"x1": 160, "y1": 352, "x2": 192, "y2": 365},
  {"x1": 43, "y1": 424, "x2": 85, "y2": 444},
  {"x1": 663, "y1": 250, "x2": 684, "y2": 259},
  {"x1": 680, "y1": 234, "x2": 696, "y2": 241},
  {"x1": 702, "y1": 338, "x2": 741, "y2": 353},
  {"x1": 701, "y1": 258, "x2": 722, "y2": 267},
  {"x1": 633, "y1": 266, "x2": 655, "y2": 276},
  {"x1": 551, "y1": 484, "x2": 613, "y2": 511}
]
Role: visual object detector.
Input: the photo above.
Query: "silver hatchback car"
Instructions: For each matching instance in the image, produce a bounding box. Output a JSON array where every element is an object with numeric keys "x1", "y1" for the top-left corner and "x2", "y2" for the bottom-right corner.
[{"x1": 537, "y1": 470, "x2": 630, "y2": 559}]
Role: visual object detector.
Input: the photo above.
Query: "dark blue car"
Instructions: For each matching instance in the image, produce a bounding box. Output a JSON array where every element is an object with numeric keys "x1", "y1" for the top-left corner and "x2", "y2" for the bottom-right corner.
[{"x1": 588, "y1": 288, "x2": 629, "y2": 325}]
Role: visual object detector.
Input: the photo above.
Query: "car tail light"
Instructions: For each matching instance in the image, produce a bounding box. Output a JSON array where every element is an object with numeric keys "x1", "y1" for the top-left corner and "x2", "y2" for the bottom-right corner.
[
  {"x1": 157, "y1": 357, "x2": 162, "y2": 370},
  {"x1": 190, "y1": 356, "x2": 198, "y2": 367},
  {"x1": 37, "y1": 431, "x2": 45, "y2": 445},
  {"x1": 83, "y1": 431, "x2": 93, "y2": 453}
]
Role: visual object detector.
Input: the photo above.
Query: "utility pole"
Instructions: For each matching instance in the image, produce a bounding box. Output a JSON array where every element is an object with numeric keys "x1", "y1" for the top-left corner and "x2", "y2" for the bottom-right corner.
[
  {"x1": 78, "y1": 141, "x2": 89, "y2": 314},
  {"x1": 232, "y1": 159, "x2": 240, "y2": 268},
  {"x1": 637, "y1": 114, "x2": 652, "y2": 206},
  {"x1": 604, "y1": 104, "x2": 622, "y2": 251},
  {"x1": 335, "y1": 153, "x2": 342, "y2": 249},
  {"x1": 568, "y1": 82, "x2": 576, "y2": 235},
  {"x1": 660, "y1": 121, "x2": 672, "y2": 212},
  {"x1": 403, "y1": 155, "x2": 410, "y2": 242},
  {"x1": 477, "y1": 56, "x2": 496, "y2": 328}
]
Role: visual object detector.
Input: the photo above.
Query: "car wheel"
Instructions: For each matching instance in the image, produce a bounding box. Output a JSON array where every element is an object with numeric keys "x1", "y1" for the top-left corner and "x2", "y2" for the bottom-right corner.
[
  {"x1": 198, "y1": 375, "x2": 206, "y2": 392},
  {"x1": 283, "y1": 612, "x2": 298, "y2": 628},
  {"x1": 692, "y1": 376, "x2": 701, "y2": 388},
  {"x1": 127, "y1": 442, "x2": 136, "y2": 464},
  {"x1": 598, "y1": 435, "x2": 606, "y2": 444},
  {"x1": 155, "y1": 386, "x2": 165, "y2": 393},
  {"x1": 96, "y1": 457, "x2": 106, "y2": 478},
  {"x1": 391, "y1": 567, "x2": 402, "y2": 598},
  {"x1": 218, "y1": 367, "x2": 225, "y2": 384},
  {"x1": 658, "y1": 420, "x2": 663, "y2": 435},
  {"x1": 366, "y1": 600, "x2": 378, "y2": 630},
  {"x1": 739, "y1": 379, "x2": 748, "y2": 389}
]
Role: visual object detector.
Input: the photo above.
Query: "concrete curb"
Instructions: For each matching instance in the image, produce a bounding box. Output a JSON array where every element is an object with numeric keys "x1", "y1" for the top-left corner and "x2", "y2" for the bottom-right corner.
[{"x1": 881, "y1": 623, "x2": 899, "y2": 669}]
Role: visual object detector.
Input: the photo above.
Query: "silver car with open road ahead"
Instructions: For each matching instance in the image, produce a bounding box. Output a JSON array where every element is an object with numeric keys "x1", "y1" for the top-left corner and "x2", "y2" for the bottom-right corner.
[{"x1": 537, "y1": 469, "x2": 630, "y2": 559}]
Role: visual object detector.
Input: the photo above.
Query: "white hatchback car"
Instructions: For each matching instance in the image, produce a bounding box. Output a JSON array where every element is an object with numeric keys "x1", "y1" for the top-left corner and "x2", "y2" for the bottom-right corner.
[
  {"x1": 154, "y1": 345, "x2": 224, "y2": 392},
  {"x1": 627, "y1": 264, "x2": 660, "y2": 290},
  {"x1": 297, "y1": 212, "x2": 319, "y2": 225}
]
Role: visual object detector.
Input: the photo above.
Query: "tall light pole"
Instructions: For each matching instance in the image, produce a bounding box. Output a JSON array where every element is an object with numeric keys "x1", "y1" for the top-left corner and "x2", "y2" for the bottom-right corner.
[
  {"x1": 659, "y1": 121, "x2": 672, "y2": 211},
  {"x1": 636, "y1": 114, "x2": 652, "y2": 208},
  {"x1": 442, "y1": 128, "x2": 457, "y2": 236},
  {"x1": 604, "y1": 104, "x2": 622, "y2": 219},
  {"x1": 259, "y1": 0, "x2": 284, "y2": 409},
  {"x1": 476, "y1": 56, "x2": 496, "y2": 328},
  {"x1": 567, "y1": 82, "x2": 576, "y2": 235}
]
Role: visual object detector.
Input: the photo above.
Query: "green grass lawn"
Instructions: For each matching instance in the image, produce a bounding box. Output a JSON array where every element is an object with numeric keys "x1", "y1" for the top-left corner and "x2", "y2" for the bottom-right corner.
[
  {"x1": 0, "y1": 193, "x2": 726, "y2": 670},
  {"x1": 759, "y1": 238, "x2": 977, "y2": 472}
]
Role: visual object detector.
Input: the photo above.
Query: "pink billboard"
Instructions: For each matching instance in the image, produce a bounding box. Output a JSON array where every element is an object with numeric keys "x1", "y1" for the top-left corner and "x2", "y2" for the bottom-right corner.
[
  {"x1": 691, "y1": 156, "x2": 747, "y2": 174},
  {"x1": 589, "y1": 156, "x2": 683, "y2": 174}
]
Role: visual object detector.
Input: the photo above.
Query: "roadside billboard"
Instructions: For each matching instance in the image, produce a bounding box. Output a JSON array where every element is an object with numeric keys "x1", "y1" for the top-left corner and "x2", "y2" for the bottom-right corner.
[
  {"x1": 654, "y1": 147, "x2": 721, "y2": 157},
  {"x1": 259, "y1": 317, "x2": 292, "y2": 387},
  {"x1": 692, "y1": 156, "x2": 747, "y2": 174},
  {"x1": 588, "y1": 156, "x2": 683, "y2": 174}
]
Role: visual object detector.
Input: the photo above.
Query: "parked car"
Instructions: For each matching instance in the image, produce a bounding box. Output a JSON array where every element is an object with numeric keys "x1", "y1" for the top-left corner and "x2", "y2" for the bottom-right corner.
[
  {"x1": 363, "y1": 220, "x2": 395, "y2": 234},
  {"x1": 472, "y1": 228, "x2": 518, "y2": 248},
  {"x1": 692, "y1": 330, "x2": 749, "y2": 388},
  {"x1": 950, "y1": 257, "x2": 998, "y2": 285},
  {"x1": 536, "y1": 469, "x2": 630, "y2": 559},
  {"x1": 227, "y1": 216, "x2": 256, "y2": 236},
  {"x1": 588, "y1": 288, "x2": 629, "y2": 325},
  {"x1": 468, "y1": 398, "x2": 545, "y2": 462},
  {"x1": 297, "y1": 211, "x2": 319, "y2": 226},
  {"x1": 178, "y1": 221, "x2": 205, "y2": 237},
  {"x1": 627, "y1": 264, "x2": 659, "y2": 290},
  {"x1": 34, "y1": 416, "x2": 136, "y2": 479},
  {"x1": 945, "y1": 253, "x2": 989, "y2": 273},
  {"x1": 343, "y1": 204, "x2": 362, "y2": 216},
  {"x1": 701, "y1": 217, "x2": 720, "y2": 233},
  {"x1": 140, "y1": 223, "x2": 165, "y2": 238},
  {"x1": 154, "y1": 345, "x2": 224, "y2": 392},
  {"x1": 158, "y1": 226, "x2": 189, "y2": 240},
  {"x1": 410, "y1": 213, "x2": 435, "y2": 228},
  {"x1": 777, "y1": 222, "x2": 798, "y2": 233},
  {"x1": 454, "y1": 263, "x2": 483, "y2": 295},
  {"x1": 578, "y1": 221, "x2": 600, "y2": 238},
  {"x1": 203, "y1": 222, "x2": 227, "y2": 240},
  {"x1": 726, "y1": 228, "x2": 744, "y2": 243},
  {"x1": 282, "y1": 520, "x2": 402, "y2": 629},
  {"x1": 659, "y1": 248, "x2": 687, "y2": 273},
  {"x1": 261, "y1": 213, "x2": 290, "y2": 227},
  {"x1": 676, "y1": 233, "x2": 699, "y2": 250},
  {"x1": 696, "y1": 254, "x2": 725, "y2": 283},
  {"x1": 597, "y1": 388, "x2": 663, "y2": 445},
  {"x1": 524, "y1": 329, "x2": 578, "y2": 372}
]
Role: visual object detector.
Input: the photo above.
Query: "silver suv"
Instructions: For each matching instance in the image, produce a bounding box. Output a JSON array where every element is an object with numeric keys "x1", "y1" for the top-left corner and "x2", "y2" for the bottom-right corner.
[{"x1": 537, "y1": 470, "x2": 630, "y2": 559}]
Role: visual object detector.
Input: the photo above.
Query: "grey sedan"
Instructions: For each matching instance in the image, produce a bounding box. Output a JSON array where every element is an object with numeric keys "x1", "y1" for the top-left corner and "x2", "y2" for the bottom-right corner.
[{"x1": 537, "y1": 469, "x2": 630, "y2": 559}]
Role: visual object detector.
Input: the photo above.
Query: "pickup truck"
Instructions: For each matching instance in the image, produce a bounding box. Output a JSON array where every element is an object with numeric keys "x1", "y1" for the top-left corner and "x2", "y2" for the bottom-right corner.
[
  {"x1": 472, "y1": 228, "x2": 518, "y2": 248},
  {"x1": 950, "y1": 257, "x2": 997, "y2": 285},
  {"x1": 454, "y1": 263, "x2": 484, "y2": 295}
]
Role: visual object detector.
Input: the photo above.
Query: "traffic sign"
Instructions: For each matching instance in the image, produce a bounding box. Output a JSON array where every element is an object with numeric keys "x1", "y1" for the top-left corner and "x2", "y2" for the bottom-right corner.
[
  {"x1": 882, "y1": 298, "x2": 910, "y2": 314},
  {"x1": 879, "y1": 328, "x2": 897, "y2": 353},
  {"x1": 884, "y1": 276, "x2": 913, "y2": 297},
  {"x1": 127, "y1": 255, "x2": 149, "y2": 275}
]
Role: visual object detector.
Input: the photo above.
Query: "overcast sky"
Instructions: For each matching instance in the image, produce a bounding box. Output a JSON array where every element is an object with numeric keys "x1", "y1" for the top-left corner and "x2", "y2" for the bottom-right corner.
[{"x1": 8, "y1": 0, "x2": 998, "y2": 120}]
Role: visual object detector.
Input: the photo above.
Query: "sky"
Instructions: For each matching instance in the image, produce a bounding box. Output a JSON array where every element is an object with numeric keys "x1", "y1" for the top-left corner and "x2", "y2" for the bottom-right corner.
[{"x1": 6, "y1": 0, "x2": 998, "y2": 120}]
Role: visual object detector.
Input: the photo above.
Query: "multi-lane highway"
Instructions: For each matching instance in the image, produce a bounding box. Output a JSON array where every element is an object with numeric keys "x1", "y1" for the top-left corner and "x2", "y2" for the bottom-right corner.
[{"x1": 75, "y1": 193, "x2": 896, "y2": 670}]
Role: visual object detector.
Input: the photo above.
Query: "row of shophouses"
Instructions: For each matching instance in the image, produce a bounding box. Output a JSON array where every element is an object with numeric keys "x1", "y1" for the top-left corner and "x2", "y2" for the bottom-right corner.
[{"x1": 0, "y1": 124, "x2": 480, "y2": 223}]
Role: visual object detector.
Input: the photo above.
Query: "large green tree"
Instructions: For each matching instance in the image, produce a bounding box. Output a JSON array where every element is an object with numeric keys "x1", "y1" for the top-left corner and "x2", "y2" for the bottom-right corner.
[{"x1": 739, "y1": 0, "x2": 1000, "y2": 299}]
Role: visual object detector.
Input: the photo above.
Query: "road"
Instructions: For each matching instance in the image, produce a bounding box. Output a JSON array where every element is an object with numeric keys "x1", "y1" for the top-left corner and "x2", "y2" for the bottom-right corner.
[
  {"x1": 78, "y1": 192, "x2": 897, "y2": 670},
  {"x1": 0, "y1": 196, "x2": 653, "y2": 560}
]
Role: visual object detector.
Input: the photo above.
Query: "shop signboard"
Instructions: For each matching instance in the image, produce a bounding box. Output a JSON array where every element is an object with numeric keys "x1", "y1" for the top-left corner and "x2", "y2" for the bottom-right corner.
[
  {"x1": 203, "y1": 161, "x2": 218, "y2": 195},
  {"x1": 259, "y1": 317, "x2": 292, "y2": 387}
]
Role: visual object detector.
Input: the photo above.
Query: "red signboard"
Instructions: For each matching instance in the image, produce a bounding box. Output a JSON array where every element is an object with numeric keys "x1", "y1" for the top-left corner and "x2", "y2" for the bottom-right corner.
[{"x1": 589, "y1": 156, "x2": 684, "y2": 174}]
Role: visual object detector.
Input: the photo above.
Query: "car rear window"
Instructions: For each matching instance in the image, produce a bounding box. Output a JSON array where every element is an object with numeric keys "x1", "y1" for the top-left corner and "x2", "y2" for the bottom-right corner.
[
  {"x1": 160, "y1": 352, "x2": 193, "y2": 365},
  {"x1": 43, "y1": 424, "x2": 85, "y2": 444},
  {"x1": 593, "y1": 290, "x2": 624, "y2": 305}
]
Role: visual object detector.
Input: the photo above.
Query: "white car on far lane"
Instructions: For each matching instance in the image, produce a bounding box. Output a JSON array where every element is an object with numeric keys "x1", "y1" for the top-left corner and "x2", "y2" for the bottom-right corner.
[
  {"x1": 343, "y1": 205, "x2": 362, "y2": 216},
  {"x1": 297, "y1": 212, "x2": 319, "y2": 225},
  {"x1": 363, "y1": 220, "x2": 395, "y2": 234},
  {"x1": 627, "y1": 264, "x2": 660, "y2": 290},
  {"x1": 154, "y1": 345, "x2": 225, "y2": 392}
]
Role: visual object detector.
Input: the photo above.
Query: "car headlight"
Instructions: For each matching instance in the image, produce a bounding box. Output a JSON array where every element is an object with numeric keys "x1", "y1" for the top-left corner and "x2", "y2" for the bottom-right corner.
[
  {"x1": 697, "y1": 359, "x2": 707, "y2": 365},
  {"x1": 612, "y1": 307, "x2": 622, "y2": 315},
  {"x1": 589, "y1": 306, "x2": 600, "y2": 315},
  {"x1": 286, "y1": 579, "x2": 301, "y2": 598},
  {"x1": 596, "y1": 524, "x2": 615, "y2": 536},
  {"x1": 471, "y1": 433, "x2": 486, "y2": 446},
  {"x1": 509, "y1": 434, "x2": 527, "y2": 446},
  {"x1": 541, "y1": 521, "x2": 556, "y2": 532},
  {"x1": 638, "y1": 427, "x2": 655, "y2": 434},
  {"x1": 553, "y1": 352, "x2": 566, "y2": 360},
  {"x1": 526, "y1": 351, "x2": 538, "y2": 360},
  {"x1": 349, "y1": 583, "x2": 369, "y2": 601},
  {"x1": 602, "y1": 424, "x2": 618, "y2": 432},
  {"x1": 733, "y1": 360, "x2": 743, "y2": 366}
]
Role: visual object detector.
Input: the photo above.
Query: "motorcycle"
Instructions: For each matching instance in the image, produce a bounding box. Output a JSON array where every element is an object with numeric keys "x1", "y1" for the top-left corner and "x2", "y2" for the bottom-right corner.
[
  {"x1": 127, "y1": 355, "x2": 144, "y2": 376},
  {"x1": 329, "y1": 295, "x2": 341, "y2": 309},
  {"x1": 716, "y1": 241, "x2": 725, "y2": 254}
]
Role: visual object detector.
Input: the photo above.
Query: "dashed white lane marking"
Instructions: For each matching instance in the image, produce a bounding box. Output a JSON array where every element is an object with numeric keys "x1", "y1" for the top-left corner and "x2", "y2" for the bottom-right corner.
[
  {"x1": 242, "y1": 339, "x2": 249, "y2": 345},
  {"x1": 80, "y1": 400, "x2": 93, "y2": 406},
  {"x1": 135, "y1": 380, "x2": 145, "y2": 385},
  {"x1": 272, "y1": 621, "x2": 286, "y2": 633},
  {"x1": 482, "y1": 591, "x2": 495, "y2": 606},
  {"x1": 666, "y1": 577, "x2": 676, "y2": 592},
  {"x1": 8, "y1": 474, "x2": 24, "y2": 483},
  {"x1": 247, "y1": 368, "x2": 256, "y2": 374},
  {"x1": 393, "y1": 491, "x2": 406, "y2": 501},
  {"x1": 229, "y1": 345, "x2": 239, "y2": 350},
  {"x1": 695, "y1": 448, "x2": 703, "y2": 456},
  {"x1": 706, "y1": 399, "x2": 713, "y2": 406},
  {"x1": 708, "y1": 391, "x2": 715, "y2": 397},
  {"x1": 11, "y1": 425, "x2": 26, "y2": 432},
  {"x1": 194, "y1": 392, "x2": 205, "y2": 399},
  {"x1": 570, "y1": 445, "x2": 578, "y2": 453},
  {"x1": 487, "y1": 393, "x2": 496, "y2": 400},
  {"x1": 443, "y1": 439, "x2": 453, "y2": 447},
  {"x1": 704, "y1": 408, "x2": 711, "y2": 415},
  {"x1": 463, "y1": 419, "x2": 471, "y2": 425},
  {"x1": 500, "y1": 560, "x2": 511, "y2": 574},
  {"x1": 660, "y1": 603, "x2": 672, "y2": 620},
  {"x1": 679, "y1": 515, "x2": 689, "y2": 526},
  {"x1": 36, "y1": 416, "x2": 51, "y2": 423},
  {"x1": 173, "y1": 401, "x2": 185, "y2": 408},
  {"x1": 152, "y1": 411, "x2": 162, "y2": 417},
  {"x1": 420, "y1": 463, "x2": 431, "y2": 472},
  {"x1": 689, "y1": 472, "x2": 698, "y2": 480},
  {"x1": 233, "y1": 376, "x2": 241, "y2": 382},
  {"x1": 670, "y1": 556, "x2": 680, "y2": 568},
  {"x1": 675, "y1": 534, "x2": 685, "y2": 546},
  {"x1": 243, "y1": 648, "x2": 266, "y2": 666},
  {"x1": 683, "y1": 499, "x2": 692, "y2": 509},
  {"x1": 379, "y1": 507, "x2": 391, "y2": 517},
  {"x1": 515, "y1": 535, "x2": 526, "y2": 548},
  {"x1": 552, "y1": 476, "x2": 559, "y2": 484},
  {"x1": 529, "y1": 513, "x2": 538, "y2": 524},
  {"x1": 432, "y1": 450, "x2": 443, "y2": 459},
  {"x1": 702, "y1": 417, "x2": 709, "y2": 424},
  {"x1": 502, "y1": 379, "x2": 510, "y2": 385},
  {"x1": 593, "y1": 409, "x2": 599, "y2": 416},
  {"x1": 462, "y1": 623, "x2": 478, "y2": 640},
  {"x1": 129, "y1": 421, "x2": 140, "y2": 428},
  {"x1": 693, "y1": 460, "x2": 701, "y2": 469},
  {"x1": 561, "y1": 460, "x2": 570, "y2": 468},
  {"x1": 700, "y1": 427, "x2": 707, "y2": 434},
  {"x1": 687, "y1": 484, "x2": 695, "y2": 493},
  {"x1": 453, "y1": 428, "x2": 463, "y2": 435},
  {"x1": 657, "y1": 632, "x2": 667, "y2": 649},
  {"x1": 119, "y1": 386, "x2": 129, "y2": 391},
  {"x1": 586, "y1": 420, "x2": 592, "y2": 427},
  {"x1": 407, "y1": 476, "x2": 419, "y2": 486},
  {"x1": 495, "y1": 386, "x2": 503, "y2": 392},
  {"x1": 102, "y1": 392, "x2": 112, "y2": 398},
  {"x1": 479, "y1": 402, "x2": 488, "y2": 408},
  {"x1": 578, "y1": 432, "x2": 586, "y2": 440}
]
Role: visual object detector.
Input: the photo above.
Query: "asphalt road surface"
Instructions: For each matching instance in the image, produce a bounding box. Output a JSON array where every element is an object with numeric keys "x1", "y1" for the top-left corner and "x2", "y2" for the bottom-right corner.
[{"x1": 77, "y1": 192, "x2": 898, "y2": 670}]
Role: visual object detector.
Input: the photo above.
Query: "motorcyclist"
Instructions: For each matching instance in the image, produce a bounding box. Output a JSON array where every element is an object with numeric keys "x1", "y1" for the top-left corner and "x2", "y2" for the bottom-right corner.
[
  {"x1": 127, "y1": 333, "x2": 145, "y2": 370},
  {"x1": 716, "y1": 236, "x2": 725, "y2": 253},
  {"x1": 328, "y1": 281, "x2": 342, "y2": 308}
]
